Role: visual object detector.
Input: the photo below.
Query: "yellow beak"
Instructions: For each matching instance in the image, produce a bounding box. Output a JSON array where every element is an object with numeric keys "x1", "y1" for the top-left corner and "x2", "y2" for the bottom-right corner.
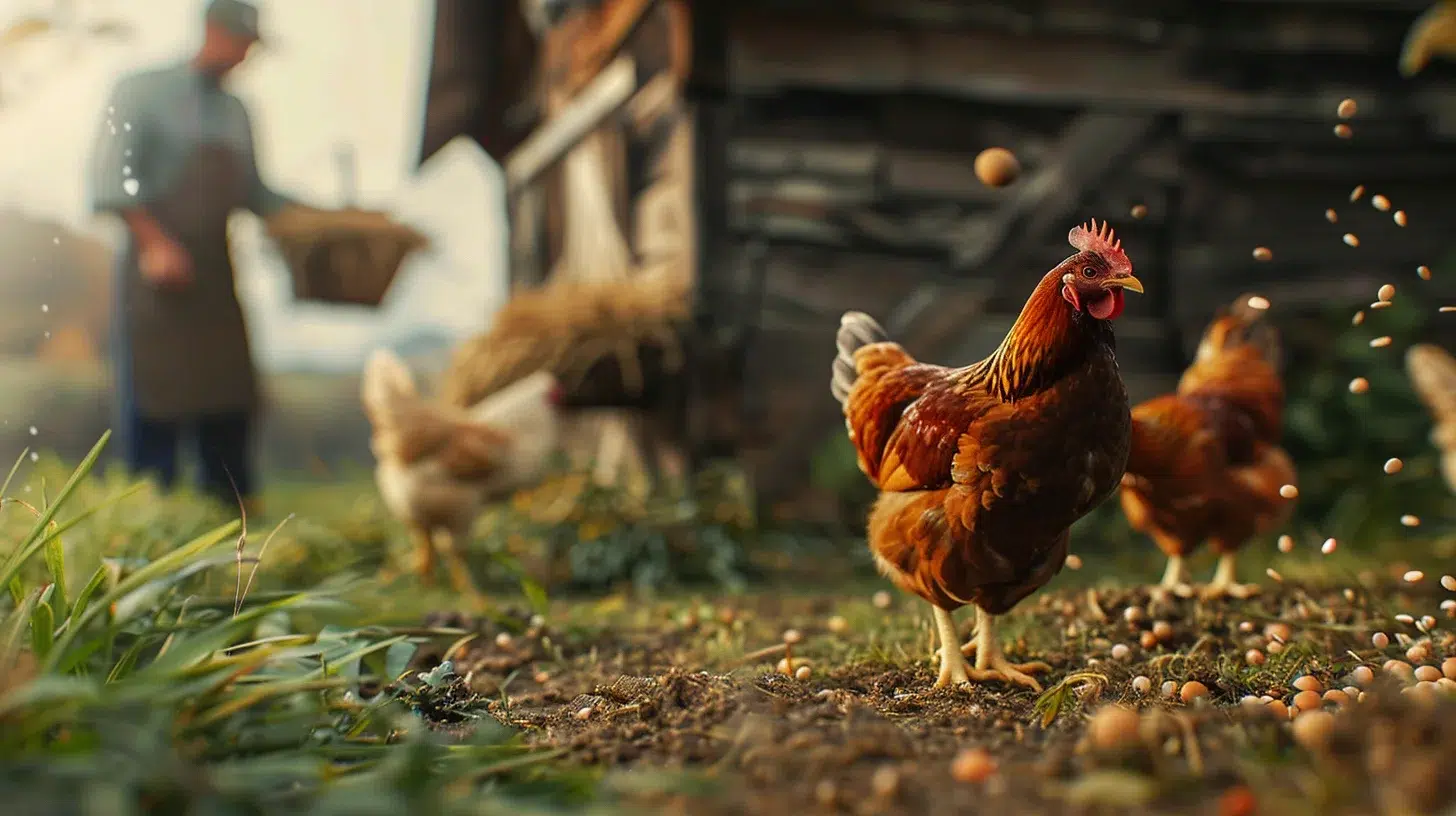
[{"x1": 1112, "y1": 275, "x2": 1144, "y2": 294}]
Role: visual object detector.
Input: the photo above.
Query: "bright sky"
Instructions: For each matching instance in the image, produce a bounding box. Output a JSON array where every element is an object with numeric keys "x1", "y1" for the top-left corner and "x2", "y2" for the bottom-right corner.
[{"x1": 0, "y1": 0, "x2": 509, "y2": 370}]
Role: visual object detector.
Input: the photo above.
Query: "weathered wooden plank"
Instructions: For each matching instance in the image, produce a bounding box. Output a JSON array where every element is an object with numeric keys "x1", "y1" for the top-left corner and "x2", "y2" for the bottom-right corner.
[
  {"x1": 726, "y1": 14, "x2": 1456, "y2": 117},
  {"x1": 504, "y1": 56, "x2": 639, "y2": 196}
]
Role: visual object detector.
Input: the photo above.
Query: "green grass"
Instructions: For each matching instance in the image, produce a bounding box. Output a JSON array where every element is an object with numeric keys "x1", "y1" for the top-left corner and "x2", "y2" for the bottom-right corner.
[{"x1": 0, "y1": 434, "x2": 617, "y2": 814}]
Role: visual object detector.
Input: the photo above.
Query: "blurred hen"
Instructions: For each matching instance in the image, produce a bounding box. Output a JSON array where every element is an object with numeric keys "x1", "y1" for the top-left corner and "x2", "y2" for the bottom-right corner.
[
  {"x1": 362, "y1": 349, "x2": 562, "y2": 606},
  {"x1": 832, "y1": 220, "x2": 1142, "y2": 691},
  {"x1": 1118, "y1": 295, "x2": 1294, "y2": 599},
  {"x1": 1406, "y1": 343, "x2": 1456, "y2": 493}
]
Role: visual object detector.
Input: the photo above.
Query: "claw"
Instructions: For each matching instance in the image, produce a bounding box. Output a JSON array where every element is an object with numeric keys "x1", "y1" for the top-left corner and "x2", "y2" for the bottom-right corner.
[
  {"x1": 1199, "y1": 581, "x2": 1261, "y2": 601},
  {"x1": 966, "y1": 659, "x2": 1048, "y2": 692}
]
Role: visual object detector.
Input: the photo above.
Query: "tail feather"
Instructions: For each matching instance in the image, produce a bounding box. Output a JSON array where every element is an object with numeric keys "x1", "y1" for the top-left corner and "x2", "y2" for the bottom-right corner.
[{"x1": 831, "y1": 311, "x2": 889, "y2": 405}]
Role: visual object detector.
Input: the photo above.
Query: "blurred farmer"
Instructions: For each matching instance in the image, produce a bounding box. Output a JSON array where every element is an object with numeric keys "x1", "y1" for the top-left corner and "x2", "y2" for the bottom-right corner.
[{"x1": 87, "y1": 0, "x2": 288, "y2": 511}]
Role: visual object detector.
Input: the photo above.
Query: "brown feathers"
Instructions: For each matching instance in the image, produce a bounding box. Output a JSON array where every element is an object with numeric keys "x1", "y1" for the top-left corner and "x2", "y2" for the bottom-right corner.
[
  {"x1": 834, "y1": 237, "x2": 1135, "y2": 616},
  {"x1": 1406, "y1": 343, "x2": 1456, "y2": 492}
]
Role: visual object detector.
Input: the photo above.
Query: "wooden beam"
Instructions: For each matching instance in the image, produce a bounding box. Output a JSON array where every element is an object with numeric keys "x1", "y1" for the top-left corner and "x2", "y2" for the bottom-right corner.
[
  {"x1": 726, "y1": 16, "x2": 1456, "y2": 118},
  {"x1": 504, "y1": 55, "x2": 638, "y2": 196}
]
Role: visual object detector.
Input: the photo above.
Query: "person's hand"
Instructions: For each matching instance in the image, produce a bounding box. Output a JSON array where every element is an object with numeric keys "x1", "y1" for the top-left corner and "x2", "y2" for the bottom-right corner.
[{"x1": 139, "y1": 235, "x2": 193, "y2": 290}]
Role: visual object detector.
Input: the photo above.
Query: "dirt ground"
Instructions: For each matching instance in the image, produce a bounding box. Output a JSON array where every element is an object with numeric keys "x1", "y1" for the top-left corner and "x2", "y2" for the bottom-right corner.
[{"x1": 406, "y1": 579, "x2": 1456, "y2": 815}]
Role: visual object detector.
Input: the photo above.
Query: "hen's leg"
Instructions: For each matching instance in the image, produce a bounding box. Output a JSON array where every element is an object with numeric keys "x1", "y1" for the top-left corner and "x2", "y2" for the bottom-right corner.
[
  {"x1": 964, "y1": 607, "x2": 1050, "y2": 692},
  {"x1": 1151, "y1": 554, "x2": 1194, "y2": 599},
  {"x1": 436, "y1": 527, "x2": 488, "y2": 611},
  {"x1": 931, "y1": 605, "x2": 972, "y2": 687},
  {"x1": 410, "y1": 526, "x2": 436, "y2": 585},
  {"x1": 1199, "y1": 551, "x2": 1260, "y2": 600}
]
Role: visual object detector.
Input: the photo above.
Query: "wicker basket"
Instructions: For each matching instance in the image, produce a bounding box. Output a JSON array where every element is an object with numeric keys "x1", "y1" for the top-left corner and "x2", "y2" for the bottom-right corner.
[{"x1": 265, "y1": 205, "x2": 429, "y2": 307}]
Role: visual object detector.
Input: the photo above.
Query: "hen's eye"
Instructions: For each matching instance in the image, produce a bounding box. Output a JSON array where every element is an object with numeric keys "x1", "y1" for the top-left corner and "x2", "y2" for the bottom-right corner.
[{"x1": 1081, "y1": 266, "x2": 1097, "y2": 279}]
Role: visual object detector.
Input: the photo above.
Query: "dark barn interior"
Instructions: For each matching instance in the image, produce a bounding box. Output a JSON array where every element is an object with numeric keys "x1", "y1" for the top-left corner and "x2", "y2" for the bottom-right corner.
[{"x1": 421, "y1": 0, "x2": 1456, "y2": 513}]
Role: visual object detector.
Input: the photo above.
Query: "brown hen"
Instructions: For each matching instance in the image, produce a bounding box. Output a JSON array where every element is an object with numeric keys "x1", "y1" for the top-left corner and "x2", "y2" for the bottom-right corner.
[
  {"x1": 831, "y1": 220, "x2": 1143, "y2": 691},
  {"x1": 1118, "y1": 295, "x2": 1294, "y2": 600}
]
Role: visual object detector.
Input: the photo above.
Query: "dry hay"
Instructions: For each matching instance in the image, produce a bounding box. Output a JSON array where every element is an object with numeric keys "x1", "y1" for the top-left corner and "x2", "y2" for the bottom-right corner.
[
  {"x1": 265, "y1": 205, "x2": 429, "y2": 307},
  {"x1": 441, "y1": 272, "x2": 692, "y2": 409}
]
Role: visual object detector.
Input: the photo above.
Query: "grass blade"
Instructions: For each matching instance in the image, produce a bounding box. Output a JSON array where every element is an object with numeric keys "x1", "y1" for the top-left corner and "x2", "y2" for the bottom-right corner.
[
  {"x1": 42, "y1": 535, "x2": 66, "y2": 618},
  {"x1": 0, "y1": 484, "x2": 140, "y2": 600},
  {"x1": 29, "y1": 600, "x2": 53, "y2": 661},
  {"x1": 0, "y1": 432, "x2": 108, "y2": 580},
  {"x1": 0, "y1": 586, "x2": 41, "y2": 676},
  {"x1": 43, "y1": 518, "x2": 240, "y2": 672},
  {"x1": 64, "y1": 563, "x2": 108, "y2": 637}
]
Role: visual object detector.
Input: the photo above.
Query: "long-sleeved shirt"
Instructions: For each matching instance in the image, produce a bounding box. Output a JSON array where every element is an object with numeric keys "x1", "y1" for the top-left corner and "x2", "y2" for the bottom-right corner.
[{"x1": 87, "y1": 60, "x2": 294, "y2": 225}]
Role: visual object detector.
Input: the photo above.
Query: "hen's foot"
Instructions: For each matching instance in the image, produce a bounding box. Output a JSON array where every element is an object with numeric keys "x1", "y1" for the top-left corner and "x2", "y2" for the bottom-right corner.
[
  {"x1": 1198, "y1": 581, "x2": 1260, "y2": 601},
  {"x1": 1148, "y1": 582, "x2": 1195, "y2": 603},
  {"x1": 935, "y1": 649, "x2": 973, "y2": 688},
  {"x1": 967, "y1": 658, "x2": 1050, "y2": 692}
]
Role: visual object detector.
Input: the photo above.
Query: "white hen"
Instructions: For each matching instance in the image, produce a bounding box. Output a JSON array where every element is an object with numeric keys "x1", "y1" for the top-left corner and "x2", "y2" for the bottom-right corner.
[{"x1": 362, "y1": 348, "x2": 562, "y2": 605}]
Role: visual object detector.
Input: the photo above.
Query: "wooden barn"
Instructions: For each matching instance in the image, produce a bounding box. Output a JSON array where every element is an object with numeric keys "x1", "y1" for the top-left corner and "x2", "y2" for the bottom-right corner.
[{"x1": 418, "y1": 0, "x2": 1456, "y2": 516}]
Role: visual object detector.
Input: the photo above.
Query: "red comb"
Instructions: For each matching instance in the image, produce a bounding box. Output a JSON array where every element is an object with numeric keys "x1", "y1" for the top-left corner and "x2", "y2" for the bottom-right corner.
[{"x1": 1067, "y1": 218, "x2": 1131, "y2": 272}]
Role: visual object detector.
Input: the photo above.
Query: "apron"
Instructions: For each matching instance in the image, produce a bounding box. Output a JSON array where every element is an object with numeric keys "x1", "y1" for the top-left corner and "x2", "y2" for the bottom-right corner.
[{"x1": 115, "y1": 144, "x2": 259, "y2": 421}]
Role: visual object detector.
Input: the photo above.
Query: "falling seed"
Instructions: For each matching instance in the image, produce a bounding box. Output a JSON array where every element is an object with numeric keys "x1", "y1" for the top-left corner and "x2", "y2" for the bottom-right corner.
[
  {"x1": 1373, "y1": 632, "x2": 1391, "y2": 648},
  {"x1": 1325, "y1": 208, "x2": 1338, "y2": 223},
  {"x1": 1266, "y1": 622, "x2": 1293, "y2": 643},
  {"x1": 1343, "y1": 233, "x2": 1360, "y2": 247},
  {"x1": 1292, "y1": 709, "x2": 1335, "y2": 753},
  {"x1": 1278, "y1": 534, "x2": 1295, "y2": 553},
  {"x1": 1348, "y1": 377, "x2": 1370, "y2": 394},
  {"x1": 1396, "y1": 614, "x2": 1416, "y2": 625},
  {"x1": 1334, "y1": 124, "x2": 1352, "y2": 138},
  {"x1": 1401, "y1": 515, "x2": 1420, "y2": 527},
  {"x1": 1442, "y1": 306, "x2": 1456, "y2": 313},
  {"x1": 1351, "y1": 311, "x2": 1366, "y2": 326},
  {"x1": 1370, "y1": 336, "x2": 1393, "y2": 348},
  {"x1": 1266, "y1": 568, "x2": 1284, "y2": 582},
  {"x1": 1394, "y1": 210, "x2": 1408, "y2": 226},
  {"x1": 1322, "y1": 538, "x2": 1338, "y2": 555},
  {"x1": 827, "y1": 615, "x2": 849, "y2": 634},
  {"x1": 1161, "y1": 680, "x2": 1178, "y2": 698},
  {"x1": 575, "y1": 706, "x2": 594, "y2": 720},
  {"x1": 795, "y1": 665, "x2": 812, "y2": 681},
  {"x1": 1111, "y1": 643, "x2": 1131, "y2": 660},
  {"x1": 1065, "y1": 554, "x2": 1083, "y2": 570},
  {"x1": 1132, "y1": 675, "x2": 1152, "y2": 694},
  {"x1": 1352, "y1": 666, "x2": 1376, "y2": 687},
  {"x1": 1416, "y1": 665, "x2": 1443, "y2": 683},
  {"x1": 1123, "y1": 606, "x2": 1145, "y2": 624},
  {"x1": 1268, "y1": 640, "x2": 1285, "y2": 655},
  {"x1": 1140, "y1": 631, "x2": 1158, "y2": 649},
  {"x1": 1246, "y1": 649, "x2": 1267, "y2": 666},
  {"x1": 1421, "y1": 615, "x2": 1437, "y2": 630},
  {"x1": 1247, "y1": 295, "x2": 1271, "y2": 310},
  {"x1": 1239, "y1": 621, "x2": 1255, "y2": 633},
  {"x1": 1441, "y1": 575, "x2": 1455, "y2": 591},
  {"x1": 1378, "y1": 284, "x2": 1396, "y2": 301},
  {"x1": 782, "y1": 628, "x2": 803, "y2": 645},
  {"x1": 1252, "y1": 246, "x2": 1273, "y2": 261},
  {"x1": 1405, "y1": 570, "x2": 1425, "y2": 583},
  {"x1": 1266, "y1": 699, "x2": 1290, "y2": 720},
  {"x1": 494, "y1": 632, "x2": 513, "y2": 648},
  {"x1": 1445, "y1": 658, "x2": 1456, "y2": 680},
  {"x1": 1152, "y1": 620, "x2": 1174, "y2": 641},
  {"x1": 1294, "y1": 675, "x2": 1324, "y2": 693},
  {"x1": 1130, "y1": 204, "x2": 1148, "y2": 219},
  {"x1": 1279, "y1": 484, "x2": 1299, "y2": 499},
  {"x1": 872, "y1": 591, "x2": 892, "y2": 609},
  {"x1": 1323, "y1": 689, "x2": 1351, "y2": 707},
  {"x1": 1445, "y1": 600, "x2": 1456, "y2": 614},
  {"x1": 1384, "y1": 458, "x2": 1404, "y2": 474},
  {"x1": 1350, "y1": 185, "x2": 1365, "y2": 201},
  {"x1": 1371, "y1": 301, "x2": 1392, "y2": 310},
  {"x1": 1337, "y1": 98, "x2": 1358, "y2": 118},
  {"x1": 1419, "y1": 265, "x2": 1433, "y2": 280},
  {"x1": 1372, "y1": 195, "x2": 1391, "y2": 212},
  {"x1": 1408, "y1": 644, "x2": 1430, "y2": 663}
]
